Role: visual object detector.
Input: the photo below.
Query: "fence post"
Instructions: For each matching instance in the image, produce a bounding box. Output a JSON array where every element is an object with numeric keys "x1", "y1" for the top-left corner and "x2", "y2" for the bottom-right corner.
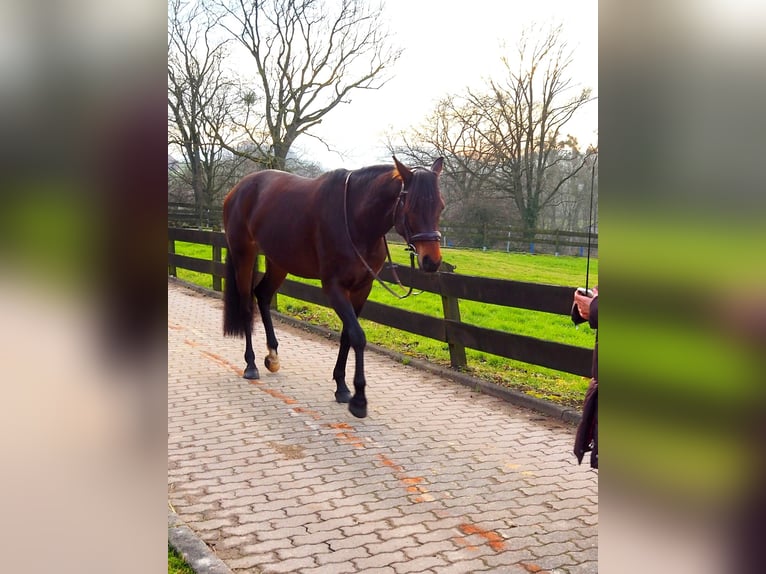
[
  {"x1": 168, "y1": 237, "x2": 176, "y2": 277},
  {"x1": 439, "y1": 262, "x2": 467, "y2": 370},
  {"x1": 212, "y1": 243, "x2": 222, "y2": 291}
]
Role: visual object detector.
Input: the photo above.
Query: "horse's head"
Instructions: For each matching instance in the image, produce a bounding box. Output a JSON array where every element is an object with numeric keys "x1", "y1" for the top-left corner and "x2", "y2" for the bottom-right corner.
[{"x1": 392, "y1": 156, "x2": 445, "y2": 273}]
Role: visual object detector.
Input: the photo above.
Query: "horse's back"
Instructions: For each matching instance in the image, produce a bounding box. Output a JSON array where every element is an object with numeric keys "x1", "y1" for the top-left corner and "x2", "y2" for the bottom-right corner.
[
  {"x1": 223, "y1": 169, "x2": 337, "y2": 278},
  {"x1": 225, "y1": 170, "x2": 301, "y2": 216},
  {"x1": 225, "y1": 170, "x2": 312, "y2": 233}
]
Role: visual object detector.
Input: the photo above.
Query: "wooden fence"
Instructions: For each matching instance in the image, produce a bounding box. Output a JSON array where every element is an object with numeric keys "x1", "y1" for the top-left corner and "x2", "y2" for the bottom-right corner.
[
  {"x1": 168, "y1": 202, "x2": 223, "y2": 230},
  {"x1": 168, "y1": 202, "x2": 596, "y2": 256},
  {"x1": 438, "y1": 223, "x2": 597, "y2": 256},
  {"x1": 168, "y1": 227, "x2": 593, "y2": 378}
]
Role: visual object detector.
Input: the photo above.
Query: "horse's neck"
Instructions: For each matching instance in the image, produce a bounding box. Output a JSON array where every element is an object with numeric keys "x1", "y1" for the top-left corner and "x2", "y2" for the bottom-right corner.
[{"x1": 351, "y1": 182, "x2": 400, "y2": 243}]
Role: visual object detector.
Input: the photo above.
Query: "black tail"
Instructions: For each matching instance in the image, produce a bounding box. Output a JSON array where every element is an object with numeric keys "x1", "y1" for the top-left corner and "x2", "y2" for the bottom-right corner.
[{"x1": 223, "y1": 252, "x2": 252, "y2": 336}]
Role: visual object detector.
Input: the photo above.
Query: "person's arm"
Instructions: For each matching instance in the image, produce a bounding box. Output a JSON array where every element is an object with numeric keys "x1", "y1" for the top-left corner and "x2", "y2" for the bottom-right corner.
[
  {"x1": 588, "y1": 295, "x2": 598, "y2": 330},
  {"x1": 574, "y1": 286, "x2": 598, "y2": 328}
]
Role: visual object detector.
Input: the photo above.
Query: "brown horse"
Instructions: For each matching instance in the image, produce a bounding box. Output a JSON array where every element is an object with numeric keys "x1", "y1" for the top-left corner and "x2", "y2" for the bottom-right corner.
[{"x1": 223, "y1": 156, "x2": 444, "y2": 418}]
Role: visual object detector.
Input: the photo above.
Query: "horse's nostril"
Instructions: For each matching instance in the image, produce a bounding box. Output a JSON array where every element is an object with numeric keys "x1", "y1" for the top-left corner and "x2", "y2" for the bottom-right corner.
[{"x1": 422, "y1": 255, "x2": 441, "y2": 273}]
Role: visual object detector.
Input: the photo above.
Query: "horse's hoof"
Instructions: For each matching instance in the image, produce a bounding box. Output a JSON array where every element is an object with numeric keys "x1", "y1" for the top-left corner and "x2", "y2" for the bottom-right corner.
[
  {"x1": 335, "y1": 390, "x2": 351, "y2": 404},
  {"x1": 264, "y1": 350, "x2": 280, "y2": 373},
  {"x1": 244, "y1": 366, "x2": 260, "y2": 380},
  {"x1": 264, "y1": 357, "x2": 280, "y2": 373},
  {"x1": 348, "y1": 398, "x2": 367, "y2": 419}
]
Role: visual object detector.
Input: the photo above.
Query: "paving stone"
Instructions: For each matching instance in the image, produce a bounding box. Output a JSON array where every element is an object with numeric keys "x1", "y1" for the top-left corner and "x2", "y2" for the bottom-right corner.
[
  {"x1": 314, "y1": 545, "x2": 370, "y2": 565},
  {"x1": 168, "y1": 281, "x2": 597, "y2": 574},
  {"x1": 324, "y1": 532, "x2": 378, "y2": 551},
  {"x1": 274, "y1": 542, "x2": 330, "y2": 561},
  {"x1": 432, "y1": 559, "x2": 493, "y2": 574},
  {"x1": 192, "y1": 518, "x2": 235, "y2": 532},
  {"x1": 240, "y1": 538, "x2": 293, "y2": 555},
  {"x1": 226, "y1": 552, "x2": 275, "y2": 570},
  {"x1": 567, "y1": 547, "x2": 598, "y2": 564},
  {"x1": 290, "y1": 529, "x2": 339, "y2": 547},
  {"x1": 366, "y1": 536, "x2": 420, "y2": 555},
  {"x1": 391, "y1": 555, "x2": 450, "y2": 573},
  {"x1": 353, "y1": 551, "x2": 407, "y2": 571},
  {"x1": 258, "y1": 556, "x2": 317, "y2": 573},
  {"x1": 530, "y1": 541, "x2": 581, "y2": 558},
  {"x1": 402, "y1": 539, "x2": 457, "y2": 560},
  {"x1": 300, "y1": 562, "x2": 358, "y2": 574},
  {"x1": 567, "y1": 560, "x2": 598, "y2": 574},
  {"x1": 339, "y1": 521, "x2": 383, "y2": 537}
]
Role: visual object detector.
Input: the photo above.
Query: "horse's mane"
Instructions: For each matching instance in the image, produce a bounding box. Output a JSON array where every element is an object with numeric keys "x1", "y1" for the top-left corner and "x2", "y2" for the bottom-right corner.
[
  {"x1": 319, "y1": 164, "x2": 398, "y2": 196},
  {"x1": 405, "y1": 168, "x2": 442, "y2": 213},
  {"x1": 323, "y1": 163, "x2": 439, "y2": 200},
  {"x1": 317, "y1": 163, "x2": 441, "y2": 223}
]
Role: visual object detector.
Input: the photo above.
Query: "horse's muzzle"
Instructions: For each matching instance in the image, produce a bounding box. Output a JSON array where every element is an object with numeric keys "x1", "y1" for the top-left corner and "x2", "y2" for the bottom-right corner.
[
  {"x1": 410, "y1": 232, "x2": 442, "y2": 273},
  {"x1": 420, "y1": 254, "x2": 441, "y2": 273}
]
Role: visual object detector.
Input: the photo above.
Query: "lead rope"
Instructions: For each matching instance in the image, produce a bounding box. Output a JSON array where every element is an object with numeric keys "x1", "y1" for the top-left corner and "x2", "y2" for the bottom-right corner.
[{"x1": 344, "y1": 171, "x2": 415, "y2": 299}]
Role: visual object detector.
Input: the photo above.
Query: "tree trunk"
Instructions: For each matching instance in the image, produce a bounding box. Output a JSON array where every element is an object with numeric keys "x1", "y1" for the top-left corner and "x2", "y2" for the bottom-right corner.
[
  {"x1": 190, "y1": 158, "x2": 204, "y2": 228},
  {"x1": 521, "y1": 206, "x2": 537, "y2": 247},
  {"x1": 272, "y1": 134, "x2": 297, "y2": 171}
]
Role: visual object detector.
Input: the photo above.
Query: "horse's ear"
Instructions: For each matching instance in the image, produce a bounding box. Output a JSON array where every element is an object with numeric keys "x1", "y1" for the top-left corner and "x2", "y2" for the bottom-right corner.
[
  {"x1": 431, "y1": 157, "x2": 444, "y2": 176},
  {"x1": 392, "y1": 155, "x2": 413, "y2": 184}
]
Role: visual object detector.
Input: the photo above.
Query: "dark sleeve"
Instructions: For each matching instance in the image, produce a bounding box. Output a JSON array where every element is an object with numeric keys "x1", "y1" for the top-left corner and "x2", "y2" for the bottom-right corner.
[{"x1": 588, "y1": 296, "x2": 598, "y2": 330}]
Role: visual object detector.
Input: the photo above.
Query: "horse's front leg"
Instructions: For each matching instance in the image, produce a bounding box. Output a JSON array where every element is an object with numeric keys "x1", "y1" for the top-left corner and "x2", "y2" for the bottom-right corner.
[
  {"x1": 333, "y1": 328, "x2": 352, "y2": 404},
  {"x1": 243, "y1": 320, "x2": 258, "y2": 379},
  {"x1": 346, "y1": 316, "x2": 368, "y2": 419},
  {"x1": 325, "y1": 285, "x2": 369, "y2": 418}
]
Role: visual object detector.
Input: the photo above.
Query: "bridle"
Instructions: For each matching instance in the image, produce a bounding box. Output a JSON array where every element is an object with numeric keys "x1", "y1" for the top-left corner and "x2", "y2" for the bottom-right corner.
[
  {"x1": 392, "y1": 174, "x2": 443, "y2": 251},
  {"x1": 343, "y1": 170, "x2": 441, "y2": 299}
]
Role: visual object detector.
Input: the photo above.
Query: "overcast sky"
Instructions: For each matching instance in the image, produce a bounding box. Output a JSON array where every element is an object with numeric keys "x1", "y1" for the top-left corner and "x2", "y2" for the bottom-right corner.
[{"x1": 294, "y1": 0, "x2": 598, "y2": 169}]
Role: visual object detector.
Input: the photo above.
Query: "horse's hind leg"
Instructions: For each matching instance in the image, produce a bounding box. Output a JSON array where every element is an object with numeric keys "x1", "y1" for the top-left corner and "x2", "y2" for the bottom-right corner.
[
  {"x1": 225, "y1": 243, "x2": 259, "y2": 379},
  {"x1": 254, "y1": 260, "x2": 287, "y2": 373}
]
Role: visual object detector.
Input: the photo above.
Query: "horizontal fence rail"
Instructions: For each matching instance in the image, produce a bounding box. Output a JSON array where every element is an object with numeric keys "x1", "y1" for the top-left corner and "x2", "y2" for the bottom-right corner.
[
  {"x1": 168, "y1": 202, "x2": 223, "y2": 230},
  {"x1": 168, "y1": 202, "x2": 596, "y2": 255},
  {"x1": 432, "y1": 224, "x2": 598, "y2": 256},
  {"x1": 168, "y1": 227, "x2": 593, "y2": 378}
]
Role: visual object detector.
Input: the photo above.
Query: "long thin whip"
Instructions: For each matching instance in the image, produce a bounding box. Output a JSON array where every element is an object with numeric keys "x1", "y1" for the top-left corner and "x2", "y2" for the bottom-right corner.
[{"x1": 585, "y1": 156, "x2": 596, "y2": 292}]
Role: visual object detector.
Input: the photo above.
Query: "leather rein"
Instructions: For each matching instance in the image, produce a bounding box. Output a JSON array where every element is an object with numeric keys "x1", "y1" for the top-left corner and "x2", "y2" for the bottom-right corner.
[{"x1": 342, "y1": 170, "x2": 441, "y2": 299}]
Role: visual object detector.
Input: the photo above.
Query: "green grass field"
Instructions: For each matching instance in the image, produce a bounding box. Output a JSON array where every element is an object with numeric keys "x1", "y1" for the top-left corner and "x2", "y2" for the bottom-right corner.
[
  {"x1": 168, "y1": 545, "x2": 195, "y2": 574},
  {"x1": 172, "y1": 241, "x2": 598, "y2": 407}
]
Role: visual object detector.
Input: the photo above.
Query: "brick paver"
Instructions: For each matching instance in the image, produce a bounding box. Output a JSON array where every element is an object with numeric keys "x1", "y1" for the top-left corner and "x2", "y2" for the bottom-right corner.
[{"x1": 168, "y1": 281, "x2": 597, "y2": 573}]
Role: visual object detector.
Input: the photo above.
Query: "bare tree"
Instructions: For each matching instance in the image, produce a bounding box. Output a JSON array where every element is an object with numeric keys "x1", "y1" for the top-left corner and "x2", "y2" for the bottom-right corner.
[
  {"x1": 209, "y1": 0, "x2": 401, "y2": 170},
  {"x1": 389, "y1": 95, "x2": 500, "y2": 223},
  {"x1": 476, "y1": 25, "x2": 596, "y2": 240},
  {"x1": 539, "y1": 150, "x2": 598, "y2": 234},
  {"x1": 394, "y1": 25, "x2": 596, "y2": 241},
  {"x1": 168, "y1": 0, "x2": 244, "y2": 225}
]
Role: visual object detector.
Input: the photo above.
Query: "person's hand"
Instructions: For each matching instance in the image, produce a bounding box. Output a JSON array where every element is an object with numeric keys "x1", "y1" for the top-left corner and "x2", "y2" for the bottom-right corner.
[{"x1": 574, "y1": 286, "x2": 597, "y2": 320}]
